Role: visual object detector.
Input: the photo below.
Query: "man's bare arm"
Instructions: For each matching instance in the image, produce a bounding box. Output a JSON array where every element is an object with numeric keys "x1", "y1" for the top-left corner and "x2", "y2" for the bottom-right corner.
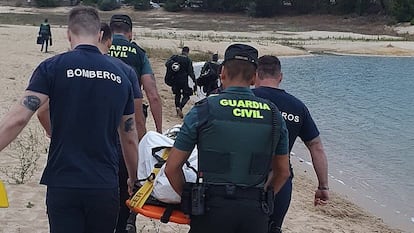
[
  {"x1": 305, "y1": 136, "x2": 329, "y2": 205},
  {"x1": 133, "y1": 98, "x2": 146, "y2": 141},
  {"x1": 305, "y1": 136, "x2": 328, "y2": 189},
  {"x1": 165, "y1": 147, "x2": 191, "y2": 195},
  {"x1": 0, "y1": 91, "x2": 48, "y2": 151},
  {"x1": 141, "y1": 74, "x2": 162, "y2": 133},
  {"x1": 37, "y1": 99, "x2": 51, "y2": 137},
  {"x1": 118, "y1": 114, "x2": 139, "y2": 194}
]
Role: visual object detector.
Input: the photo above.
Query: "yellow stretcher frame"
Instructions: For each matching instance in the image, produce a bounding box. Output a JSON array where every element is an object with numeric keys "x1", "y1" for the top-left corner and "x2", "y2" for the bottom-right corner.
[
  {"x1": 129, "y1": 148, "x2": 170, "y2": 209},
  {"x1": 126, "y1": 147, "x2": 190, "y2": 224},
  {"x1": 0, "y1": 180, "x2": 9, "y2": 208}
]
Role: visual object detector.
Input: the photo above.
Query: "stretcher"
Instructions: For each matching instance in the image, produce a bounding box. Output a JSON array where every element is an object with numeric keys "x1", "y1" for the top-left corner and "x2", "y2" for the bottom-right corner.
[
  {"x1": 127, "y1": 129, "x2": 197, "y2": 224},
  {"x1": 126, "y1": 198, "x2": 190, "y2": 224}
]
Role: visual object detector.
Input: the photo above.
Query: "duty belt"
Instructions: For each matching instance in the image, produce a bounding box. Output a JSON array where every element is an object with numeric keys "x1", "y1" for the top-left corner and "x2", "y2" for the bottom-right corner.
[{"x1": 206, "y1": 184, "x2": 264, "y2": 201}]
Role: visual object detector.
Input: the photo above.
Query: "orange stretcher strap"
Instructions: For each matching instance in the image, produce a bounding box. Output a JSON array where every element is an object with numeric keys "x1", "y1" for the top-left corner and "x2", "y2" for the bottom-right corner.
[{"x1": 126, "y1": 200, "x2": 190, "y2": 225}]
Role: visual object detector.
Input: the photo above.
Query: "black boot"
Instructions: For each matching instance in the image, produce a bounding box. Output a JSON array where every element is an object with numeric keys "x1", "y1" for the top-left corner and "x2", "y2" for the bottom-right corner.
[
  {"x1": 125, "y1": 212, "x2": 137, "y2": 233},
  {"x1": 269, "y1": 221, "x2": 283, "y2": 233}
]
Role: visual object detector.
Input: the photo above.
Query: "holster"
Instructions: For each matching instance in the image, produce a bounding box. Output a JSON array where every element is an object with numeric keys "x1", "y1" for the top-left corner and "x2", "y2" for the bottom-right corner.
[{"x1": 261, "y1": 189, "x2": 274, "y2": 215}]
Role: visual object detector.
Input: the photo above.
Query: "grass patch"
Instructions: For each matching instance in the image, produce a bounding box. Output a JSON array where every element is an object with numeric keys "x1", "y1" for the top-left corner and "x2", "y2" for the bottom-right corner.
[
  {"x1": 143, "y1": 46, "x2": 211, "y2": 62},
  {"x1": 143, "y1": 47, "x2": 175, "y2": 61}
]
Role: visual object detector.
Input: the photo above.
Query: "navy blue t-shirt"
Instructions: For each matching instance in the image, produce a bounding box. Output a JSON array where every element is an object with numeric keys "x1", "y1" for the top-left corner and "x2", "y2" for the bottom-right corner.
[
  {"x1": 27, "y1": 45, "x2": 135, "y2": 189},
  {"x1": 106, "y1": 55, "x2": 143, "y2": 99},
  {"x1": 253, "y1": 87, "x2": 319, "y2": 151}
]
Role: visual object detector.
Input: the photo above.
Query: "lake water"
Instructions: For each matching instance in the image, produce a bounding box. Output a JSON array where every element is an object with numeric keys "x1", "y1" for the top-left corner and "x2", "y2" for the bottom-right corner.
[
  {"x1": 279, "y1": 55, "x2": 414, "y2": 232},
  {"x1": 193, "y1": 55, "x2": 414, "y2": 232}
]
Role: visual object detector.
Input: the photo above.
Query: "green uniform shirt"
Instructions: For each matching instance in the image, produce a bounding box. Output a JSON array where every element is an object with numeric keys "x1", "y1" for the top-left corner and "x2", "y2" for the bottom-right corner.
[
  {"x1": 109, "y1": 34, "x2": 153, "y2": 83},
  {"x1": 174, "y1": 86, "x2": 289, "y2": 156}
]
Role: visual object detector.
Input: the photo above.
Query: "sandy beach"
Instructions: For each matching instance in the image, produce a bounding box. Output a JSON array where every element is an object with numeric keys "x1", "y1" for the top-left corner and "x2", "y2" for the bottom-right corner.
[{"x1": 0, "y1": 5, "x2": 412, "y2": 233}]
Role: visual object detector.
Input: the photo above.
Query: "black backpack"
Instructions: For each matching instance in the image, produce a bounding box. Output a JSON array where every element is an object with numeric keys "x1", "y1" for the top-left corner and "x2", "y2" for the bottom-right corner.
[
  {"x1": 164, "y1": 55, "x2": 180, "y2": 86},
  {"x1": 197, "y1": 62, "x2": 219, "y2": 87}
]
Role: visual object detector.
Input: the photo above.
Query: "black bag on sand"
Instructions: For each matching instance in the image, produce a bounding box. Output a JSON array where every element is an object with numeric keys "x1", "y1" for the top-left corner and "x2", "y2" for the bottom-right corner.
[
  {"x1": 36, "y1": 36, "x2": 43, "y2": 45},
  {"x1": 49, "y1": 37, "x2": 52, "y2": 46}
]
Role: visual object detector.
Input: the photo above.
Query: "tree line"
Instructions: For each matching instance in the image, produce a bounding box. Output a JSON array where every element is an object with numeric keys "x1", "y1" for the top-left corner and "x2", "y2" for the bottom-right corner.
[
  {"x1": 33, "y1": 0, "x2": 414, "y2": 23},
  {"x1": 158, "y1": 0, "x2": 414, "y2": 23}
]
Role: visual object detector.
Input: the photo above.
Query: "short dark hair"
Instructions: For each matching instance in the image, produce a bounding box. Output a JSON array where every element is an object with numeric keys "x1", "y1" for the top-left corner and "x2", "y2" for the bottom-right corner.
[
  {"x1": 182, "y1": 46, "x2": 190, "y2": 54},
  {"x1": 224, "y1": 59, "x2": 256, "y2": 83},
  {"x1": 257, "y1": 55, "x2": 281, "y2": 80},
  {"x1": 100, "y1": 22, "x2": 112, "y2": 43},
  {"x1": 110, "y1": 22, "x2": 131, "y2": 33},
  {"x1": 68, "y1": 6, "x2": 100, "y2": 37},
  {"x1": 110, "y1": 14, "x2": 132, "y2": 33}
]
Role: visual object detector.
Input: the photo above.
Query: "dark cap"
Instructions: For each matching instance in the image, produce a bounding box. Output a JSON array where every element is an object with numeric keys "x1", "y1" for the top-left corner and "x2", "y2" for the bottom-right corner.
[
  {"x1": 224, "y1": 44, "x2": 258, "y2": 66},
  {"x1": 110, "y1": 14, "x2": 132, "y2": 29}
]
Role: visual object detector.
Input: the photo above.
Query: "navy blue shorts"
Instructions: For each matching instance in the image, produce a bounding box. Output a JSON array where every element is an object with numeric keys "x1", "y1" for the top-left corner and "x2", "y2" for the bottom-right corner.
[{"x1": 46, "y1": 187, "x2": 119, "y2": 233}]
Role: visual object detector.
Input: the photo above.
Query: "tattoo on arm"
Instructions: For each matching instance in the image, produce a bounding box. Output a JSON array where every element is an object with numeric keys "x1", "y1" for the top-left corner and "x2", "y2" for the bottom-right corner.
[
  {"x1": 124, "y1": 117, "x2": 134, "y2": 132},
  {"x1": 22, "y1": 95, "x2": 41, "y2": 111}
]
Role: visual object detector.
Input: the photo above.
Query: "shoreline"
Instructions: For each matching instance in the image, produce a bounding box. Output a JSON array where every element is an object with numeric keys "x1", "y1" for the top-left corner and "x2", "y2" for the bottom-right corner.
[{"x1": 290, "y1": 147, "x2": 411, "y2": 233}]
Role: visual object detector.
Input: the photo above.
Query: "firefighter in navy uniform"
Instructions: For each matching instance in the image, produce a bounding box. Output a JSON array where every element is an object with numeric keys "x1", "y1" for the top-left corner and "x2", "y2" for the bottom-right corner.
[
  {"x1": 0, "y1": 7, "x2": 139, "y2": 233},
  {"x1": 253, "y1": 55, "x2": 329, "y2": 233},
  {"x1": 165, "y1": 44, "x2": 291, "y2": 233}
]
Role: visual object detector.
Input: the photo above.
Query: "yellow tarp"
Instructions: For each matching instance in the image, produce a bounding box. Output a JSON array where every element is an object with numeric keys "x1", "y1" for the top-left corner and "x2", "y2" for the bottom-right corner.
[{"x1": 0, "y1": 180, "x2": 9, "y2": 208}]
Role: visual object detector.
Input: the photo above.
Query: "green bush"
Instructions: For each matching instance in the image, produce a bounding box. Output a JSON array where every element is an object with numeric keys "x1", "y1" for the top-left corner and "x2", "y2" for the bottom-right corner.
[
  {"x1": 392, "y1": 0, "x2": 414, "y2": 22},
  {"x1": 133, "y1": 0, "x2": 152, "y2": 10},
  {"x1": 35, "y1": 0, "x2": 59, "y2": 7},
  {"x1": 82, "y1": 0, "x2": 98, "y2": 6},
  {"x1": 97, "y1": 0, "x2": 120, "y2": 11},
  {"x1": 164, "y1": 0, "x2": 185, "y2": 12},
  {"x1": 334, "y1": 0, "x2": 357, "y2": 14},
  {"x1": 410, "y1": 17, "x2": 414, "y2": 24},
  {"x1": 248, "y1": 0, "x2": 282, "y2": 17}
]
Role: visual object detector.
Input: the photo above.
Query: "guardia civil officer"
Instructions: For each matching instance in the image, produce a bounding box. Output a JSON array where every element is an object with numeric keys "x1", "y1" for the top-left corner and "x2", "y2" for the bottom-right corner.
[
  {"x1": 109, "y1": 14, "x2": 162, "y2": 134},
  {"x1": 165, "y1": 44, "x2": 291, "y2": 233},
  {"x1": 0, "y1": 6, "x2": 138, "y2": 233},
  {"x1": 253, "y1": 55, "x2": 329, "y2": 233},
  {"x1": 38, "y1": 18, "x2": 52, "y2": 53},
  {"x1": 109, "y1": 14, "x2": 161, "y2": 233},
  {"x1": 166, "y1": 46, "x2": 196, "y2": 118}
]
